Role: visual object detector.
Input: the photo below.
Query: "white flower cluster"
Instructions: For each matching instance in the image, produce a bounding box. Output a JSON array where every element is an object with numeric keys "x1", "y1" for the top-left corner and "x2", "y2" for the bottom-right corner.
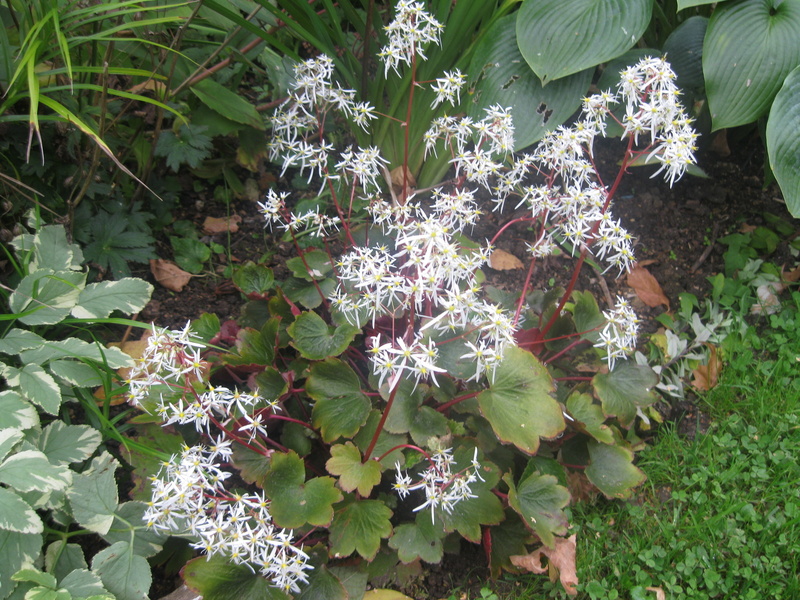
[
  {"x1": 379, "y1": 0, "x2": 444, "y2": 76},
  {"x1": 594, "y1": 297, "x2": 640, "y2": 369},
  {"x1": 393, "y1": 447, "x2": 484, "y2": 522},
  {"x1": 145, "y1": 445, "x2": 311, "y2": 593}
]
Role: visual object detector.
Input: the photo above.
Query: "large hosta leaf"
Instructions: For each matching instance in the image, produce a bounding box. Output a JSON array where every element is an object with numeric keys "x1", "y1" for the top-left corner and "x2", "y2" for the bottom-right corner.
[
  {"x1": 477, "y1": 347, "x2": 564, "y2": 454},
  {"x1": 288, "y1": 311, "x2": 359, "y2": 360},
  {"x1": 767, "y1": 65, "x2": 800, "y2": 217},
  {"x1": 704, "y1": 0, "x2": 800, "y2": 130},
  {"x1": 328, "y1": 497, "x2": 393, "y2": 561},
  {"x1": 468, "y1": 14, "x2": 592, "y2": 150},
  {"x1": 183, "y1": 554, "x2": 290, "y2": 600},
  {"x1": 263, "y1": 451, "x2": 342, "y2": 529},
  {"x1": 663, "y1": 16, "x2": 709, "y2": 91},
  {"x1": 505, "y1": 470, "x2": 570, "y2": 548},
  {"x1": 585, "y1": 440, "x2": 645, "y2": 498},
  {"x1": 306, "y1": 359, "x2": 370, "y2": 443},
  {"x1": 516, "y1": 0, "x2": 652, "y2": 84}
]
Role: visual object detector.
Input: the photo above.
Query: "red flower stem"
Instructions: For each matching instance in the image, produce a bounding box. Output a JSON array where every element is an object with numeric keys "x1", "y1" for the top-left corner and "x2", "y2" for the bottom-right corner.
[
  {"x1": 363, "y1": 381, "x2": 400, "y2": 462},
  {"x1": 436, "y1": 390, "x2": 481, "y2": 413},
  {"x1": 376, "y1": 443, "x2": 431, "y2": 464},
  {"x1": 542, "y1": 338, "x2": 588, "y2": 365}
]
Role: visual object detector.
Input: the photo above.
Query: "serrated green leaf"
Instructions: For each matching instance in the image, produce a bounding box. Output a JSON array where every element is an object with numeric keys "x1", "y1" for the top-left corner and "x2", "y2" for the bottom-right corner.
[
  {"x1": 297, "y1": 565, "x2": 347, "y2": 600},
  {"x1": 227, "y1": 319, "x2": 279, "y2": 366},
  {"x1": 288, "y1": 311, "x2": 360, "y2": 360},
  {"x1": 329, "y1": 497, "x2": 393, "y2": 560},
  {"x1": 517, "y1": 0, "x2": 652, "y2": 83},
  {"x1": 39, "y1": 422, "x2": 102, "y2": 466},
  {"x1": 0, "y1": 450, "x2": 71, "y2": 492},
  {"x1": 19, "y1": 338, "x2": 132, "y2": 369},
  {"x1": 11, "y1": 569, "x2": 56, "y2": 588},
  {"x1": 505, "y1": 470, "x2": 570, "y2": 548},
  {"x1": 191, "y1": 78, "x2": 265, "y2": 130},
  {"x1": 0, "y1": 429, "x2": 23, "y2": 463},
  {"x1": 487, "y1": 510, "x2": 531, "y2": 578},
  {"x1": 91, "y1": 541, "x2": 150, "y2": 600},
  {"x1": 155, "y1": 124, "x2": 214, "y2": 172},
  {"x1": 72, "y1": 278, "x2": 153, "y2": 319},
  {"x1": 477, "y1": 347, "x2": 564, "y2": 454},
  {"x1": 0, "y1": 390, "x2": 38, "y2": 430},
  {"x1": 103, "y1": 502, "x2": 167, "y2": 558},
  {"x1": 306, "y1": 359, "x2": 370, "y2": 443},
  {"x1": 45, "y1": 542, "x2": 87, "y2": 583},
  {"x1": 566, "y1": 392, "x2": 615, "y2": 444},
  {"x1": 282, "y1": 277, "x2": 336, "y2": 309},
  {"x1": 67, "y1": 453, "x2": 119, "y2": 535},
  {"x1": 388, "y1": 512, "x2": 445, "y2": 564},
  {"x1": 9, "y1": 269, "x2": 85, "y2": 326},
  {"x1": 585, "y1": 439, "x2": 646, "y2": 498},
  {"x1": 409, "y1": 405, "x2": 449, "y2": 447},
  {"x1": 767, "y1": 65, "x2": 800, "y2": 217},
  {"x1": 353, "y1": 410, "x2": 407, "y2": 469},
  {"x1": 231, "y1": 443, "x2": 273, "y2": 487},
  {"x1": 285, "y1": 250, "x2": 333, "y2": 281},
  {"x1": 326, "y1": 443, "x2": 383, "y2": 496},
  {"x1": 30, "y1": 225, "x2": 81, "y2": 272},
  {"x1": 468, "y1": 14, "x2": 593, "y2": 150},
  {"x1": 263, "y1": 451, "x2": 342, "y2": 528},
  {"x1": 0, "y1": 329, "x2": 45, "y2": 355},
  {"x1": 182, "y1": 554, "x2": 290, "y2": 600},
  {"x1": 59, "y1": 569, "x2": 110, "y2": 600},
  {"x1": 0, "y1": 529, "x2": 43, "y2": 599},
  {"x1": 47, "y1": 360, "x2": 105, "y2": 388},
  {"x1": 171, "y1": 236, "x2": 211, "y2": 274},
  {"x1": 8, "y1": 364, "x2": 61, "y2": 415},
  {"x1": 232, "y1": 262, "x2": 275, "y2": 299},
  {"x1": 592, "y1": 361, "x2": 658, "y2": 427},
  {"x1": 0, "y1": 487, "x2": 42, "y2": 534},
  {"x1": 704, "y1": 0, "x2": 800, "y2": 130}
]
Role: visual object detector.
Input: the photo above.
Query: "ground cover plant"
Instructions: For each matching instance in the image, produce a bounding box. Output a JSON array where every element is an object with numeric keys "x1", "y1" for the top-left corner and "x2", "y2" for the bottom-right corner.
[
  {"x1": 118, "y1": 3, "x2": 704, "y2": 597},
  {"x1": 0, "y1": 220, "x2": 163, "y2": 600}
]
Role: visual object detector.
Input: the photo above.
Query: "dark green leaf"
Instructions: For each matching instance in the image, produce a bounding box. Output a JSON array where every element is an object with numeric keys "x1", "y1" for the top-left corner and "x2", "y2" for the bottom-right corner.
[
  {"x1": 288, "y1": 311, "x2": 360, "y2": 360},
  {"x1": 505, "y1": 470, "x2": 570, "y2": 548},
  {"x1": 328, "y1": 497, "x2": 393, "y2": 560},
  {"x1": 388, "y1": 512, "x2": 445, "y2": 564},
  {"x1": 306, "y1": 359, "x2": 370, "y2": 443},
  {"x1": 232, "y1": 262, "x2": 275, "y2": 299},
  {"x1": 566, "y1": 392, "x2": 615, "y2": 444},
  {"x1": 766, "y1": 64, "x2": 800, "y2": 217},
  {"x1": 592, "y1": 361, "x2": 658, "y2": 428},
  {"x1": 585, "y1": 440, "x2": 646, "y2": 498},
  {"x1": 191, "y1": 78, "x2": 265, "y2": 130},
  {"x1": 182, "y1": 554, "x2": 290, "y2": 600},
  {"x1": 326, "y1": 443, "x2": 383, "y2": 496}
]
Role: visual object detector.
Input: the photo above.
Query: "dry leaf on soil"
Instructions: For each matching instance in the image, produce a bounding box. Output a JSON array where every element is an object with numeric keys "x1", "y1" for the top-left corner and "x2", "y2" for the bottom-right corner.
[
  {"x1": 691, "y1": 343, "x2": 722, "y2": 391},
  {"x1": 489, "y1": 248, "x2": 524, "y2": 270},
  {"x1": 203, "y1": 214, "x2": 242, "y2": 235},
  {"x1": 627, "y1": 265, "x2": 669, "y2": 309},
  {"x1": 150, "y1": 259, "x2": 192, "y2": 292},
  {"x1": 751, "y1": 281, "x2": 785, "y2": 315},
  {"x1": 510, "y1": 534, "x2": 578, "y2": 596},
  {"x1": 646, "y1": 587, "x2": 666, "y2": 600}
]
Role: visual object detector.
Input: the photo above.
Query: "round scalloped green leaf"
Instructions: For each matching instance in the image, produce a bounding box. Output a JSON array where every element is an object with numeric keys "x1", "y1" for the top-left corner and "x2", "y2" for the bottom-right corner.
[
  {"x1": 288, "y1": 311, "x2": 360, "y2": 360},
  {"x1": 516, "y1": 0, "x2": 652, "y2": 84},
  {"x1": 326, "y1": 443, "x2": 383, "y2": 497},
  {"x1": 663, "y1": 16, "x2": 708, "y2": 91},
  {"x1": 592, "y1": 361, "x2": 658, "y2": 428},
  {"x1": 231, "y1": 262, "x2": 275, "y2": 300},
  {"x1": 767, "y1": 65, "x2": 800, "y2": 217},
  {"x1": 388, "y1": 512, "x2": 445, "y2": 564},
  {"x1": 263, "y1": 451, "x2": 342, "y2": 529},
  {"x1": 468, "y1": 14, "x2": 593, "y2": 150},
  {"x1": 704, "y1": 0, "x2": 800, "y2": 130},
  {"x1": 566, "y1": 392, "x2": 614, "y2": 444},
  {"x1": 504, "y1": 471, "x2": 570, "y2": 548},
  {"x1": 328, "y1": 497, "x2": 393, "y2": 561},
  {"x1": 286, "y1": 250, "x2": 333, "y2": 281},
  {"x1": 182, "y1": 554, "x2": 290, "y2": 600},
  {"x1": 307, "y1": 359, "x2": 370, "y2": 443},
  {"x1": 477, "y1": 347, "x2": 564, "y2": 455},
  {"x1": 487, "y1": 509, "x2": 531, "y2": 578},
  {"x1": 296, "y1": 565, "x2": 347, "y2": 600},
  {"x1": 585, "y1": 440, "x2": 645, "y2": 498}
]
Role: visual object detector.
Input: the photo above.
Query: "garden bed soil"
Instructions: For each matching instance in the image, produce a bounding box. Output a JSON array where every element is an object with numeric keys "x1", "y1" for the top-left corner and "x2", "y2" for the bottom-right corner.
[{"x1": 139, "y1": 130, "x2": 792, "y2": 599}]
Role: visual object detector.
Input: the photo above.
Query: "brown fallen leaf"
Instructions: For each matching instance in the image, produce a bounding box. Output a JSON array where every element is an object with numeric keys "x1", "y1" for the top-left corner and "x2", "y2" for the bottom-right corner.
[
  {"x1": 389, "y1": 165, "x2": 416, "y2": 199},
  {"x1": 692, "y1": 343, "x2": 722, "y2": 391},
  {"x1": 489, "y1": 248, "x2": 524, "y2": 270},
  {"x1": 627, "y1": 265, "x2": 669, "y2": 309},
  {"x1": 751, "y1": 281, "x2": 785, "y2": 315},
  {"x1": 784, "y1": 264, "x2": 800, "y2": 283},
  {"x1": 203, "y1": 214, "x2": 242, "y2": 235},
  {"x1": 150, "y1": 259, "x2": 192, "y2": 292},
  {"x1": 647, "y1": 587, "x2": 666, "y2": 600},
  {"x1": 511, "y1": 534, "x2": 578, "y2": 596}
]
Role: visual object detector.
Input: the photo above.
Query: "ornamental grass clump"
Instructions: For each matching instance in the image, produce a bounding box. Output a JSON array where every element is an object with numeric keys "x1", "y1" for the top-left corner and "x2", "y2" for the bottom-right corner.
[{"x1": 129, "y1": 4, "x2": 697, "y2": 597}]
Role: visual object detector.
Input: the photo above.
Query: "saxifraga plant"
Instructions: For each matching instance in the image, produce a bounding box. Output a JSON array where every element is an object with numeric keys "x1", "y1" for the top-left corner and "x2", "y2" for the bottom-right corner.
[{"x1": 126, "y1": 4, "x2": 698, "y2": 598}]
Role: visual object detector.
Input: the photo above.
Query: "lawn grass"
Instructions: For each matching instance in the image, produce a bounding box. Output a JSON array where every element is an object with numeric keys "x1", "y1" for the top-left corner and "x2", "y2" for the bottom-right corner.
[{"x1": 468, "y1": 292, "x2": 800, "y2": 600}]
